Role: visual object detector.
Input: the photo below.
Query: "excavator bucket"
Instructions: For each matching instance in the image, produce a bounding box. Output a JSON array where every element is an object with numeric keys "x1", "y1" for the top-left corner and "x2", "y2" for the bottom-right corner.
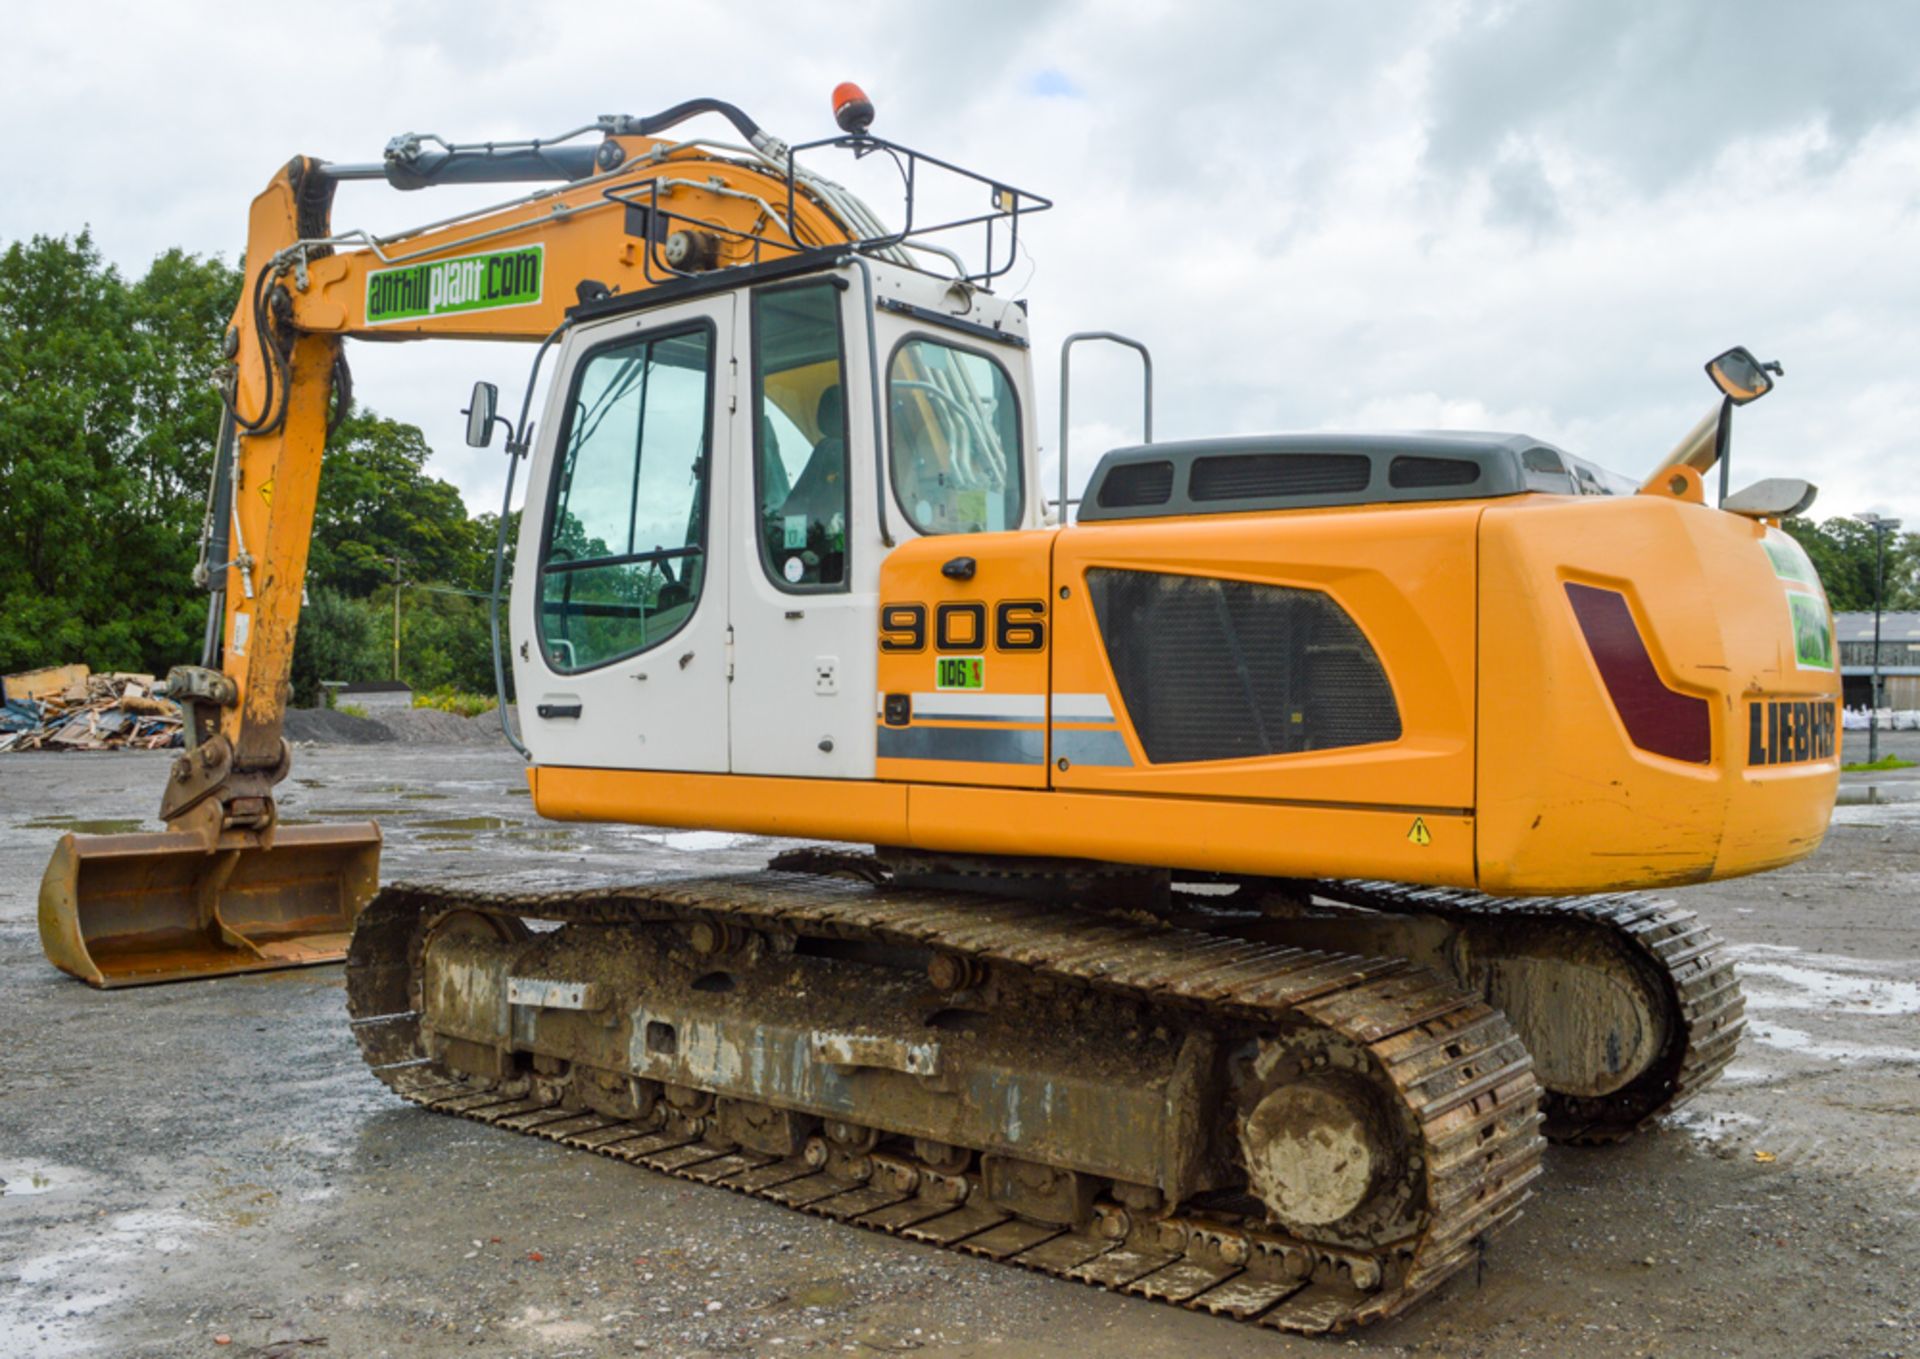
[{"x1": 37, "y1": 823, "x2": 381, "y2": 989}]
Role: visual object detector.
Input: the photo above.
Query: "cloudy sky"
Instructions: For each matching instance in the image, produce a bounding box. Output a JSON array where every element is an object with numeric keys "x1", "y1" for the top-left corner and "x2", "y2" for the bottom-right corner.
[{"x1": 5, "y1": 1, "x2": 1916, "y2": 525}]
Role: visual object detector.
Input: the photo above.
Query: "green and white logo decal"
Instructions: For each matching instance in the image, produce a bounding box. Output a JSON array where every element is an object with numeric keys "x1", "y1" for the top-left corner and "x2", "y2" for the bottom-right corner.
[
  {"x1": 1788, "y1": 592, "x2": 1835, "y2": 670},
  {"x1": 1762, "y1": 527, "x2": 1835, "y2": 670},
  {"x1": 365, "y1": 244, "x2": 544, "y2": 325},
  {"x1": 1763, "y1": 528, "x2": 1821, "y2": 588}
]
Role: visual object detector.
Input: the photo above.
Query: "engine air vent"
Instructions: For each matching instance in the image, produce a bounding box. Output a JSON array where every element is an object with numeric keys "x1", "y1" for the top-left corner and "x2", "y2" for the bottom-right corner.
[
  {"x1": 1388, "y1": 455, "x2": 1480, "y2": 489},
  {"x1": 1190, "y1": 453, "x2": 1371, "y2": 501},
  {"x1": 1097, "y1": 459, "x2": 1174, "y2": 508},
  {"x1": 1087, "y1": 568, "x2": 1401, "y2": 764},
  {"x1": 1074, "y1": 432, "x2": 1599, "y2": 523}
]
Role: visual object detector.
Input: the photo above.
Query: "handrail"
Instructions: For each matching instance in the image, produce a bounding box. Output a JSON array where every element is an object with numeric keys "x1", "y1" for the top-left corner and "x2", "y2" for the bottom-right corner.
[{"x1": 1057, "y1": 332, "x2": 1153, "y2": 523}]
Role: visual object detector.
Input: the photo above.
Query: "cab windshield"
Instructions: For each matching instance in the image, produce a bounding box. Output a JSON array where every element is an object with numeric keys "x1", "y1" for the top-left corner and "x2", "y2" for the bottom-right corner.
[{"x1": 887, "y1": 337, "x2": 1022, "y2": 535}]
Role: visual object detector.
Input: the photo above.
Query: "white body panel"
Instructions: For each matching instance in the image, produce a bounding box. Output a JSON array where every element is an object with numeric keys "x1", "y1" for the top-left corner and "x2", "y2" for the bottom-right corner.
[{"x1": 511, "y1": 294, "x2": 736, "y2": 771}]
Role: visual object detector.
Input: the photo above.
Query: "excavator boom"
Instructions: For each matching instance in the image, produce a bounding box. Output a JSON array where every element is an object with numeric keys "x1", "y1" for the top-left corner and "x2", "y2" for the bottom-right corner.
[{"x1": 37, "y1": 101, "x2": 927, "y2": 986}]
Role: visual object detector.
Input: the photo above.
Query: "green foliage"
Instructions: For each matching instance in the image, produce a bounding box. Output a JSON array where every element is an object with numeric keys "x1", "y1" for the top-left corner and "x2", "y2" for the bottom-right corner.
[
  {"x1": 413, "y1": 685, "x2": 497, "y2": 717},
  {"x1": 1841, "y1": 754, "x2": 1917, "y2": 772},
  {"x1": 0, "y1": 229, "x2": 514, "y2": 695},
  {"x1": 395, "y1": 588, "x2": 501, "y2": 696},
  {"x1": 1785, "y1": 517, "x2": 1919, "y2": 612},
  {"x1": 0, "y1": 233, "x2": 237, "y2": 674},
  {"x1": 313, "y1": 412, "x2": 480, "y2": 597},
  {"x1": 290, "y1": 588, "x2": 385, "y2": 707}
]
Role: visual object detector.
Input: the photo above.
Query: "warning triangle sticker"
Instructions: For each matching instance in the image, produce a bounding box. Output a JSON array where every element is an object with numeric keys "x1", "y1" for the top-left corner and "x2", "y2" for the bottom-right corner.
[{"x1": 1407, "y1": 817, "x2": 1432, "y2": 847}]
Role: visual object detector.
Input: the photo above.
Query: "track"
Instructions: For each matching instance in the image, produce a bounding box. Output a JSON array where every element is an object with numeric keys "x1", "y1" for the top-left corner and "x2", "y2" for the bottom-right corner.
[
  {"x1": 1310, "y1": 882, "x2": 1745, "y2": 1143},
  {"x1": 346, "y1": 871, "x2": 1543, "y2": 1334}
]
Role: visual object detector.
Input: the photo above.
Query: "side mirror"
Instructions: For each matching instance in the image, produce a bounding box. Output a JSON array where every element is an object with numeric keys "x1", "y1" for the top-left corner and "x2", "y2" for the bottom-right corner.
[
  {"x1": 1706, "y1": 347, "x2": 1777, "y2": 405},
  {"x1": 464, "y1": 381, "x2": 499, "y2": 448}
]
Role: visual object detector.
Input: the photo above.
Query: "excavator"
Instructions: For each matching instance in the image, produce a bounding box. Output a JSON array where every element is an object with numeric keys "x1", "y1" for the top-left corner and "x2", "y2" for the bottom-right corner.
[{"x1": 37, "y1": 89, "x2": 1839, "y2": 1333}]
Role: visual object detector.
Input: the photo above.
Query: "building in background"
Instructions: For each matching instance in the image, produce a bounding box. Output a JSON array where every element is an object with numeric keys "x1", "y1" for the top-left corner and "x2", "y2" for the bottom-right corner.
[{"x1": 1836, "y1": 611, "x2": 1920, "y2": 709}]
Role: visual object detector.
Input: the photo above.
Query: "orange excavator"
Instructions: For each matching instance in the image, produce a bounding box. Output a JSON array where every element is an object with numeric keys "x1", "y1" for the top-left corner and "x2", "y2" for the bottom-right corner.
[{"x1": 39, "y1": 89, "x2": 1836, "y2": 1332}]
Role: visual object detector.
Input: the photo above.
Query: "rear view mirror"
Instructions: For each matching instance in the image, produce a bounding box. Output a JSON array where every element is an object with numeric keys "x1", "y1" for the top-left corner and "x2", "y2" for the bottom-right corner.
[
  {"x1": 464, "y1": 381, "x2": 499, "y2": 447},
  {"x1": 1706, "y1": 347, "x2": 1775, "y2": 405}
]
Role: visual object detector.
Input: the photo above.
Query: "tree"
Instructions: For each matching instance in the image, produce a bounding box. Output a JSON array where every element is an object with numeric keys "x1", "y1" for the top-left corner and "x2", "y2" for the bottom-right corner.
[
  {"x1": 0, "y1": 233, "x2": 238, "y2": 675},
  {"x1": 289, "y1": 588, "x2": 385, "y2": 706},
  {"x1": 310, "y1": 411, "x2": 480, "y2": 597},
  {"x1": 1784, "y1": 517, "x2": 1920, "y2": 612},
  {"x1": 0, "y1": 230, "x2": 510, "y2": 693}
]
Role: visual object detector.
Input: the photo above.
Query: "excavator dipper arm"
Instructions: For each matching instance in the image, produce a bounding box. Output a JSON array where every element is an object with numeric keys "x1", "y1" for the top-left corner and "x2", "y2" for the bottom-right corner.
[{"x1": 39, "y1": 111, "x2": 861, "y2": 987}]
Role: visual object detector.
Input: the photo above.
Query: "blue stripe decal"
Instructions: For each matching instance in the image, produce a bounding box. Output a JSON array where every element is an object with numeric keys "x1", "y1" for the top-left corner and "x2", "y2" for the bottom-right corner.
[
  {"x1": 877, "y1": 725, "x2": 1045, "y2": 765},
  {"x1": 1052, "y1": 727, "x2": 1135, "y2": 767}
]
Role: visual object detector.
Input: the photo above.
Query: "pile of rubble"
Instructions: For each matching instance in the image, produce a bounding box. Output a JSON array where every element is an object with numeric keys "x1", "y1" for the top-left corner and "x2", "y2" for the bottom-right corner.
[{"x1": 0, "y1": 664, "x2": 184, "y2": 753}]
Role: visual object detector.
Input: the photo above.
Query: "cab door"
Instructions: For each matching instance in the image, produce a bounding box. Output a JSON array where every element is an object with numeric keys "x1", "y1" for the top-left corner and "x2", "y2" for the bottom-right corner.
[
  {"x1": 728, "y1": 276, "x2": 877, "y2": 778},
  {"x1": 511, "y1": 296, "x2": 734, "y2": 771}
]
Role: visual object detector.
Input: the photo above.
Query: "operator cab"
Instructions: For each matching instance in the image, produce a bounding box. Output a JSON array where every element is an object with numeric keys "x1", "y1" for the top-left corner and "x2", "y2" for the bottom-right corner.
[{"x1": 506, "y1": 255, "x2": 1040, "y2": 779}]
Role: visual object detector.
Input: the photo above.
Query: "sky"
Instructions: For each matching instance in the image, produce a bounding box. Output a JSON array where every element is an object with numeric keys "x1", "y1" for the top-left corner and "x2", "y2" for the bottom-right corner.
[{"x1": 4, "y1": 0, "x2": 1918, "y2": 526}]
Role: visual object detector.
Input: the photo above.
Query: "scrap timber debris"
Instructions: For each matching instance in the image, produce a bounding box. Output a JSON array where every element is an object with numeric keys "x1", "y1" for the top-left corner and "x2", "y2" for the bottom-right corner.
[{"x1": 0, "y1": 664, "x2": 183, "y2": 752}]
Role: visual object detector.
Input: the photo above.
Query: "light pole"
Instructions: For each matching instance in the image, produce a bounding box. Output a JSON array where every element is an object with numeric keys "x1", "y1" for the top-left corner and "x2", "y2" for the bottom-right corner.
[{"x1": 1854, "y1": 513, "x2": 1902, "y2": 764}]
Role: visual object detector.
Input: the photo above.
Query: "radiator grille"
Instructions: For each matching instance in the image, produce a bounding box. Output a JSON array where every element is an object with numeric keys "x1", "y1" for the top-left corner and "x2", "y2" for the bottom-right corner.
[
  {"x1": 1188, "y1": 453, "x2": 1371, "y2": 502},
  {"x1": 1097, "y1": 460, "x2": 1175, "y2": 508},
  {"x1": 1389, "y1": 455, "x2": 1480, "y2": 489},
  {"x1": 1086, "y1": 569, "x2": 1401, "y2": 764}
]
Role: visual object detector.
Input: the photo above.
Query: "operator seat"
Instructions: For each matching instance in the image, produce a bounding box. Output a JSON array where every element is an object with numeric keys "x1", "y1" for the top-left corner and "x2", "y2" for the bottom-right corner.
[{"x1": 780, "y1": 384, "x2": 846, "y2": 524}]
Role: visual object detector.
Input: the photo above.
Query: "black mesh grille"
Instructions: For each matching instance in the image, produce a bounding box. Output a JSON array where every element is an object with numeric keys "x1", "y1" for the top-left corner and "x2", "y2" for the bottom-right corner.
[
  {"x1": 1086, "y1": 569, "x2": 1401, "y2": 764},
  {"x1": 1389, "y1": 455, "x2": 1480, "y2": 489},
  {"x1": 1188, "y1": 453, "x2": 1371, "y2": 501},
  {"x1": 1098, "y1": 459, "x2": 1174, "y2": 508}
]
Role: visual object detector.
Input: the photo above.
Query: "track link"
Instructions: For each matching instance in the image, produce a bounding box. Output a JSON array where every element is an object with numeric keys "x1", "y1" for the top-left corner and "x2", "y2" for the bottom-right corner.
[
  {"x1": 347, "y1": 871, "x2": 1543, "y2": 1334},
  {"x1": 1310, "y1": 882, "x2": 1745, "y2": 1143}
]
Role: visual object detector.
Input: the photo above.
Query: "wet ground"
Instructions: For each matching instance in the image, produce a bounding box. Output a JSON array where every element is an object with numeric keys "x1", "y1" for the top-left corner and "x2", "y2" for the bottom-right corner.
[{"x1": 3, "y1": 744, "x2": 1918, "y2": 1358}]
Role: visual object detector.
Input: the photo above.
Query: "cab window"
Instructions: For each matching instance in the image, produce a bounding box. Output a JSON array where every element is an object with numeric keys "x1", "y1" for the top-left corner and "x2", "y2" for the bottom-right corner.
[
  {"x1": 538, "y1": 325, "x2": 712, "y2": 672},
  {"x1": 752, "y1": 283, "x2": 848, "y2": 589},
  {"x1": 888, "y1": 337, "x2": 1022, "y2": 535}
]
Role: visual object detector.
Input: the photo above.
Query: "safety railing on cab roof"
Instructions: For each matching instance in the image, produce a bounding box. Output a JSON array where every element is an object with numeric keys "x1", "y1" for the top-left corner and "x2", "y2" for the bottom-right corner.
[{"x1": 599, "y1": 133, "x2": 1051, "y2": 289}]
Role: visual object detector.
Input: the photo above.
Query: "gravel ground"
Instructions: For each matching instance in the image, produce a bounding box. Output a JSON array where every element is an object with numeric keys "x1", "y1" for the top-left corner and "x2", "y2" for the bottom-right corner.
[
  {"x1": 2, "y1": 744, "x2": 1918, "y2": 1357},
  {"x1": 282, "y1": 707, "x2": 517, "y2": 747}
]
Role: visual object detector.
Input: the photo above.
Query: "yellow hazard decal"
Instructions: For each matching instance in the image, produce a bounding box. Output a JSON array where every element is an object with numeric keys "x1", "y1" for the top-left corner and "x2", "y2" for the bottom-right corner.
[
  {"x1": 1407, "y1": 817, "x2": 1432, "y2": 847},
  {"x1": 260, "y1": 478, "x2": 274, "y2": 509}
]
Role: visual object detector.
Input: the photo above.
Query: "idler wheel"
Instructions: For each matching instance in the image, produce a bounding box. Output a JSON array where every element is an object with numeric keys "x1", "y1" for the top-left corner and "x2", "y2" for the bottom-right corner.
[{"x1": 1240, "y1": 1077, "x2": 1388, "y2": 1227}]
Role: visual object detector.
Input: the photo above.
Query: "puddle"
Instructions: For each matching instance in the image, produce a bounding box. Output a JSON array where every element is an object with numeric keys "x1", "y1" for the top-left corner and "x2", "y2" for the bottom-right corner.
[
  {"x1": 502, "y1": 829, "x2": 583, "y2": 853},
  {"x1": 0, "y1": 1160, "x2": 89, "y2": 1198},
  {"x1": 1726, "y1": 944, "x2": 1920, "y2": 1017},
  {"x1": 400, "y1": 791, "x2": 451, "y2": 800},
  {"x1": 1835, "y1": 783, "x2": 1920, "y2": 806},
  {"x1": 309, "y1": 806, "x2": 420, "y2": 819},
  {"x1": 18, "y1": 817, "x2": 149, "y2": 834},
  {"x1": 1830, "y1": 797, "x2": 1920, "y2": 825},
  {"x1": 4, "y1": 1205, "x2": 206, "y2": 1334},
  {"x1": 418, "y1": 815, "x2": 520, "y2": 831},
  {"x1": 418, "y1": 831, "x2": 477, "y2": 843},
  {"x1": 1744, "y1": 1019, "x2": 1920, "y2": 1067},
  {"x1": 1666, "y1": 1108, "x2": 1762, "y2": 1145},
  {"x1": 631, "y1": 830, "x2": 748, "y2": 852}
]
